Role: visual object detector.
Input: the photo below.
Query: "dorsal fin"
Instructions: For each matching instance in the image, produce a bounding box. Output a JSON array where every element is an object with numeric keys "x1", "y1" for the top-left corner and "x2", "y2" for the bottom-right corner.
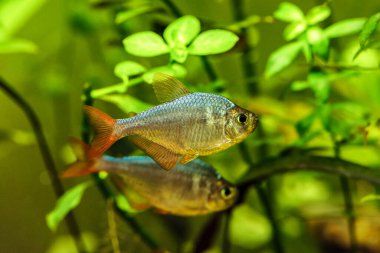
[{"x1": 152, "y1": 73, "x2": 191, "y2": 103}]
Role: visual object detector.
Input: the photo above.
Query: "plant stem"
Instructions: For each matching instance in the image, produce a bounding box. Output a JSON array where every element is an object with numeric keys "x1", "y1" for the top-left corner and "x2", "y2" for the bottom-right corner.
[
  {"x1": 333, "y1": 139, "x2": 357, "y2": 253},
  {"x1": 230, "y1": 0, "x2": 258, "y2": 95},
  {"x1": 231, "y1": 0, "x2": 282, "y2": 251},
  {"x1": 239, "y1": 155, "x2": 380, "y2": 187},
  {"x1": 81, "y1": 83, "x2": 160, "y2": 251},
  {"x1": 256, "y1": 184, "x2": 284, "y2": 253},
  {"x1": 0, "y1": 79, "x2": 87, "y2": 253}
]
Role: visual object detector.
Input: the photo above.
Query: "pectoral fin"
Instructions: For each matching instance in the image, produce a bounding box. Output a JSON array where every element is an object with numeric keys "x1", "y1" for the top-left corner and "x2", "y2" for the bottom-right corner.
[
  {"x1": 152, "y1": 73, "x2": 191, "y2": 103},
  {"x1": 180, "y1": 154, "x2": 198, "y2": 164},
  {"x1": 130, "y1": 136, "x2": 178, "y2": 170}
]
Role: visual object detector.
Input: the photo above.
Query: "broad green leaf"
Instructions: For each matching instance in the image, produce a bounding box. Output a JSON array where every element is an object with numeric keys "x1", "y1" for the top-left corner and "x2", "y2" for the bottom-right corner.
[
  {"x1": 46, "y1": 182, "x2": 92, "y2": 231},
  {"x1": 142, "y1": 64, "x2": 187, "y2": 83},
  {"x1": 123, "y1": 31, "x2": 169, "y2": 57},
  {"x1": 361, "y1": 194, "x2": 380, "y2": 203},
  {"x1": 324, "y1": 18, "x2": 366, "y2": 38},
  {"x1": 115, "y1": 6, "x2": 160, "y2": 24},
  {"x1": 115, "y1": 195, "x2": 140, "y2": 214},
  {"x1": 0, "y1": 0, "x2": 46, "y2": 37},
  {"x1": 164, "y1": 15, "x2": 200, "y2": 47},
  {"x1": 284, "y1": 21, "x2": 307, "y2": 41},
  {"x1": 291, "y1": 80, "x2": 310, "y2": 91},
  {"x1": 188, "y1": 29, "x2": 239, "y2": 55},
  {"x1": 170, "y1": 46, "x2": 188, "y2": 63},
  {"x1": 0, "y1": 38, "x2": 37, "y2": 54},
  {"x1": 359, "y1": 13, "x2": 380, "y2": 48},
  {"x1": 114, "y1": 61, "x2": 146, "y2": 82},
  {"x1": 306, "y1": 5, "x2": 331, "y2": 25},
  {"x1": 273, "y1": 2, "x2": 304, "y2": 23},
  {"x1": 99, "y1": 94, "x2": 152, "y2": 113},
  {"x1": 296, "y1": 110, "x2": 319, "y2": 135},
  {"x1": 265, "y1": 41, "x2": 303, "y2": 77}
]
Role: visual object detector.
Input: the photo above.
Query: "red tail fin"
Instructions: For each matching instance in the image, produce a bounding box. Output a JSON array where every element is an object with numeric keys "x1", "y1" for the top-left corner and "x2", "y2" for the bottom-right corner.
[
  {"x1": 61, "y1": 138, "x2": 100, "y2": 178},
  {"x1": 84, "y1": 105, "x2": 119, "y2": 158}
]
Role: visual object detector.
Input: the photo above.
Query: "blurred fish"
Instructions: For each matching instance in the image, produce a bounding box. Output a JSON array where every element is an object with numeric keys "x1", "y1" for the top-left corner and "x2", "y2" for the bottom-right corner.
[
  {"x1": 63, "y1": 138, "x2": 238, "y2": 216},
  {"x1": 84, "y1": 73, "x2": 258, "y2": 170}
]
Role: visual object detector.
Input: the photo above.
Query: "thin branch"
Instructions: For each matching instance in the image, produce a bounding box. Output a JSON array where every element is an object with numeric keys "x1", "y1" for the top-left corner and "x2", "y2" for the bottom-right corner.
[
  {"x1": 239, "y1": 155, "x2": 380, "y2": 188},
  {"x1": 0, "y1": 78, "x2": 87, "y2": 253}
]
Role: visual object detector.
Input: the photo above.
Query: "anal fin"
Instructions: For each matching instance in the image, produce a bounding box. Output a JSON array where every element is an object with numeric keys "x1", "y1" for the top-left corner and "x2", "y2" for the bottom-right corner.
[
  {"x1": 180, "y1": 154, "x2": 198, "y2": 165},
  {"x1": 130, "y1": 136, "x2": 178, "y2": 170}
]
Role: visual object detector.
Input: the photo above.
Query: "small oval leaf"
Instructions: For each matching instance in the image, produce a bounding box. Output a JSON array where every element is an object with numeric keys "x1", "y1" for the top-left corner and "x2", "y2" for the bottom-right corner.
[
  {"x1": 123, "y1": 31, "x2": 169, "y2": 57},
  {"x1": 359, "y1": 13, "x2": 380, "y2": 48},
  {"x1": 46, "y1": 182, "x2": 92, "y2": 231},
  {"x1": 188, "y1": 29, "x2": 239, "y2": 55},
  {"x1": 265, "y1": 41, "x2": 303, "y2": 77},
  {"x1": 324, "y1": 18, "x2": 366, "y2": 38},
  {"x1": 284, "y1": 21, "x2": 307, "y2": 41},
  {"x1": 163, "y1": 15, "x2": 201, "y2": 47},
  {"x1": 114, "y1": 61, "x2": 146, "y2": 82},
  {"x1": 273, "y1": 2, "x2": 304, "y2": 23},
  {"x1": 143, "y1": 64, "x2": 187, "y2": 84},
  {"x1": 306, "y1": 5, "x2": 331, "y2": 25}
]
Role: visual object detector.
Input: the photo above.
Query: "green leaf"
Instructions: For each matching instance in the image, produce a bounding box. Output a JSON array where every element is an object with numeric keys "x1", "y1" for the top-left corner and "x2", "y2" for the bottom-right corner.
[
  {"x1": 296, "y1": 110, "x2": 319, "y2": 135},
  {"x1": 100, "y1": 94, "x2": 152, "y2": 113},
  {"x1": 0, "y1": 38, "x2": 37, "y2": 54},
  {"x1": 114, "y1": 61, "x2": 146, "y2": 82},
  {"x1": 273, "y1": 2, "x2": 304, "y2": 23},
  {"x1": 0, "y1": 0, "x2": 46, "y2": 37},
  {"x1": 142, "y1": 64, "x2": 187, "y2": 83},
  {"x1": 284, "y1": 21, "x2": 307, "y2": 41},
  {"x1": 324, "y1": 18, "x2": 366, "y2": 38},
  {"x1": 46, "y1": 182, "x2": 92, "y2": 231},
  {"x1": 361, "y1": 194, "x2": 380, "y2": 203},
  {"x1": 359, "y1": 13, "x2": 380, "y2": 48},
  {"x1": 123, "y1": 31, "x2": 169, "y2": 57},
  {"x1": 115, "y1": 6, "x2": 160, "y2": 24},
  {"x1": 170, "y1": 45, "x2": 188, "y2": 63},
  {"x1": 306, "y1": 5, "x2": 331, "y2": 25},
  {"x1": 164, "y1": 15, "x2": 200, "y2": 47},
  {"x1": 188, "y1": 29, "x2": 239, "y2": 55},
  {"x1": 115, "y1": 195, "x2": 140, "y2": 214},
  {"x1": 291, "y1": 80, "x2": 310, "y2": 91},
  {"x1": 308, "y1": 72, "x2": 330, "y2": 103},
  {"x1": 265, "y1": 41, "x2": 303, "y2": 77},
  {"x1": 306, "y1": 27, "x2": 330, "y2": 59}
]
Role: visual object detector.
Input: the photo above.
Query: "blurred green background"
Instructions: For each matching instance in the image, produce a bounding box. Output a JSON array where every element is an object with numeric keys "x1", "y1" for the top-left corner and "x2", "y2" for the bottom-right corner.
[{"x1": 1, "y1": 0, "x2": 380, "y2": 252}]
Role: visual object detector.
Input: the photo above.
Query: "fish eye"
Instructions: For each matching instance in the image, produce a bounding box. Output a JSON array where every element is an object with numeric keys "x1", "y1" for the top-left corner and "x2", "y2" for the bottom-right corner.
[
  {"x1": 221, "y1": 186, "x2": 233, "y2": 199},
  {"x1": 237, "y1": 113, "x2": 247, "y2": 124}
]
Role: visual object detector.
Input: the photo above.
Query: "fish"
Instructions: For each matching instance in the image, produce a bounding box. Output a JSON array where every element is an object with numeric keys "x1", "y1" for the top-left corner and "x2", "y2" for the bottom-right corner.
[
  {"x1": 85, "y1": 73, "x2": 258, "y2": 170},
  {"x1": 63, "y1": 138, "x2": 238, "y2": 216}
]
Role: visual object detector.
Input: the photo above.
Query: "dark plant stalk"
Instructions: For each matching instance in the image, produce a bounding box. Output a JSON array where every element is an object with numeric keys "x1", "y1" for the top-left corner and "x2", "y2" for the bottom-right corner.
[
  {"x1": 231, "y1": 0, "x2": 258, "y2": 94},
  {"x1": 239, "y1": 155, "x2": 380, "y2": 187},
  {"x1": 230, "y1": 0, "x2": 283, "y2": 251},
  {"x1": 0, "y1": 79, "x2": 87, "y2": 253},
  {"x1": 333, "y1": 140, "x2": 357, "y2": 253},
  {"x1": 81, "y1": 84, "x2": 160, "y2": 251},
  {"x1": 238, "y1": 141, "x2": 284, "y2": 253}
]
